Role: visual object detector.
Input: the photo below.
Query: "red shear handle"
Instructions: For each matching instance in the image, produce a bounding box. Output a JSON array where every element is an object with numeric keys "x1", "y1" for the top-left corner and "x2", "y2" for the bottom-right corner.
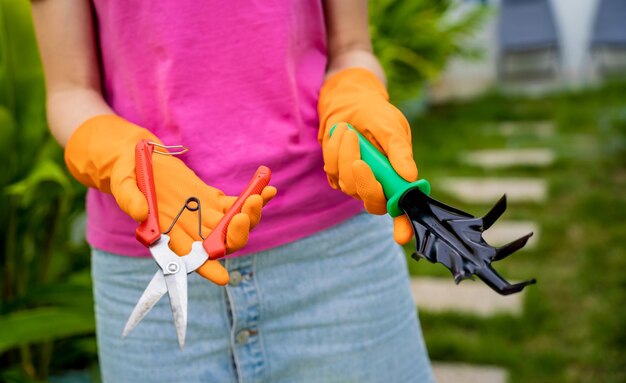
[
  {"x1": 135, "y1": 140, "x2": 161, "y2": 247},
  {"x1": 201, "y1": 166, "x2": 271, "y2": 262}
]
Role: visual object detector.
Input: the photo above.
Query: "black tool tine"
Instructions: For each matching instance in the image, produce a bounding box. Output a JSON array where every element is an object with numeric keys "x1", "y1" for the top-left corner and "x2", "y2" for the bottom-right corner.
[
  {"x1": 448, "y1": 252, "x2": 464, "y2": 284},
  {"x1": 493, "y1": 232, "x2": 534, "y2": 261},
  {"x1": 410, "y1": 252, "x2": 422, "y2": 262},
  {"x1": 501, "y1": 279, "x2": 537, "y2": 295},
  {"x1": 400, "y1": 187, "x2": 536, "y2": 295},
  {"x1": 481, "y1": 195, "x2": 507, "y2": 231},
  {"x1": 476, "y1": 265, "x2": 536, "y2": 295}
]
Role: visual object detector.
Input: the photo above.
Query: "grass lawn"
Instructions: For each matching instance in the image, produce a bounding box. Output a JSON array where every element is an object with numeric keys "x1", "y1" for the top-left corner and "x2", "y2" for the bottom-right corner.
[{"x1": 404, "y1": 81, "x2": 626, "y2": 383}]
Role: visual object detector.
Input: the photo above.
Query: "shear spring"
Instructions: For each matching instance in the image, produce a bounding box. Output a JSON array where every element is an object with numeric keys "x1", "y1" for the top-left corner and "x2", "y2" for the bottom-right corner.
[{"x1": 164, "y1": 197, "x2": 205, "y2": 240}]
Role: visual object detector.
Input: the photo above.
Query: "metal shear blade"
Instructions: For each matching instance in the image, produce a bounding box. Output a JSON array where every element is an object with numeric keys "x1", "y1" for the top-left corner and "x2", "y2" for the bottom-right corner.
[
  {"x1": 164, "y1": 266, "x2": 188, "y2": 349},
  {"x1": 122, "y1": 235, "x2": 208, "y2": 348}
]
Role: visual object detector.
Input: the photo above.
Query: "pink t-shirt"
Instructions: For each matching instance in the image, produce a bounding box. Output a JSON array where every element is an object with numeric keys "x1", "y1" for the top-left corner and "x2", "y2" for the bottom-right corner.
[{"x1": 88, "y1": 0, "x2": 363, "y2": 257}]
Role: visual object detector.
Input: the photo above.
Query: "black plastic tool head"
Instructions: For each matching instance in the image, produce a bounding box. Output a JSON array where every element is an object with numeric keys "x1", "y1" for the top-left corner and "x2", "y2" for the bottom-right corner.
[{"x1": 399, "y1": 188, "x2": 536, "y2": 296}]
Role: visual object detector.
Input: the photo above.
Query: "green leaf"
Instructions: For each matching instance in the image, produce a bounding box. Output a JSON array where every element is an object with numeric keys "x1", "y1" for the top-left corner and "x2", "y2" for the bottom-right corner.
[
  {"x1": 0, "y1": 307, "x2": 95, "y2": 353},
  {"x1": 5, "y1": 159, "x2": 72, "y2": 206},
  {"x1": 65, "y1": 268, "x2": 93, "y2": 287},
  {"x1": 0, "y1": 367, "x2": 44, "y2": 383},
  {"x1": 2, "y1": 281, "x2": 93, "y2": 314},
  {"x1": 0, "y1": 105, "x2": 15, "y2": 147},
  {"x1": 0, "y1": 106, "x2": 16, "y2": 184}
]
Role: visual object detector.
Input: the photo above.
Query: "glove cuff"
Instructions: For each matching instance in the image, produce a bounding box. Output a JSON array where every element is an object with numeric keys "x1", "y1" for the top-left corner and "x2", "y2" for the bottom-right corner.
[
  {"x1": 320, "y1": 67, "x2": 389, "y2": 102},
  {"x1": 64, "y1": 114, "x2": 160, "y2": 192},
  {"x1": 317, "y1": 68, "x2": 389, "y2": 144}
]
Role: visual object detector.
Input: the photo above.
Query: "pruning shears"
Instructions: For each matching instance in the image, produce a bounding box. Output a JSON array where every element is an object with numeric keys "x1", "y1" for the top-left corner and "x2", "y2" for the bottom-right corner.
[
  {"x1": 122, "y1": 140, "x2": 271, "y2": 347},
  {"x1": 331, "y1": 124, "x2": 536, "y2": 295}
]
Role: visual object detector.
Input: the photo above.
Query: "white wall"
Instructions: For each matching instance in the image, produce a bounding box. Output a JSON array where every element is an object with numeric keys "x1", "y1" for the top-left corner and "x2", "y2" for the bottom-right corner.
[
  {"x1": 429, "y1": 0, "x2": 603, "y2": 101},
  {"x1": 550, "y1": 0, "x2": 599, "y2": 83}
]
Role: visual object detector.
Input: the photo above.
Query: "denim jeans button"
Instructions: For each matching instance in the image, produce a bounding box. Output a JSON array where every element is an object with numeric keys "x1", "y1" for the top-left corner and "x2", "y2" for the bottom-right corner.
[
  {"x1": 230, "y1": 270, "x2": 243, "y2": 286},
  {"x1": 235, "y1": 329, "x2": 250, "y2": 344}
]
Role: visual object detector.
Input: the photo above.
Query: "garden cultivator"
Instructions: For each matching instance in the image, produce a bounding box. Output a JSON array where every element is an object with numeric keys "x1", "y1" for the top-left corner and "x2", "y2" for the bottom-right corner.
[
  {"x1": 400, "y1": 188, "x2": 535, "y2": 295},
  {"x1": 333, "y1": 125, "x2": 536, "y2": 296}
]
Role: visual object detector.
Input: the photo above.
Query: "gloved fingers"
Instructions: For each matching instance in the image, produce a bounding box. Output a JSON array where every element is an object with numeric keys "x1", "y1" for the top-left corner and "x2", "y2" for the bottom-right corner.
[
  {"x1": 196, "y1": 208, "x2": 224, "y2": 238},
  {"x1": 166, "y1": 225, "x2": 195, "y2": 256},
  {"x1": 220, "y1": 195, "x2": 237, "y2": 213},
  {"x1": 368, "y1": 109, "x2": 412, "y2": 150},
  {"x1": 352, "y1": 160, "x2": 387, "y2": 215},
  {"x1": 336, "y1": 128, "x2": 360, "y2": 197},
  {"x1": 242, "y1": 194, "x2": 263, "y2": 229},
  {"x1": 200, "y1": 208, "x2": 225, "y2": 233},
  {"x1": 260, "y1": 186, "x2": 277, "y2": 206},
  {"x1": 357, "y1": 110, "x2": 415, "y2": 182},
  {"x1": 110, "y1": 162, "x2": 149, "y2": 222},
  {"x1": 225, "y1": 213, "x2": 251, "y2": 253},
  {"x1": 387, "y1": 134, "x2": 418, "y2": 182},
  {"x1": 218, "y1": 184, "x2": 275, "y2": 217},
  {"x1": 196, "y1": 260, "x2": 230, "y2": 286},
  {"x1": 322, "y1": 122, "x2": 348, "y2": 188},
  {"x1": 326, "y1": 174, "x2": 339, "y2": 189},
  {"x1": 393, "y1": 215, "x2": 414, "y2": 245}
]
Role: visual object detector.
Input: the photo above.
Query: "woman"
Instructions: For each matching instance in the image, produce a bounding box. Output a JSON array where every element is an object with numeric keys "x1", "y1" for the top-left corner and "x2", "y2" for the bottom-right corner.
[{"x1": 32, "y1": 0, "x2": 434, "y2": 381}]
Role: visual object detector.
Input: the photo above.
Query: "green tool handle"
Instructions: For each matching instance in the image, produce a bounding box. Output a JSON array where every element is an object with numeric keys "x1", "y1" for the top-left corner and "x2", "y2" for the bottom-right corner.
[{"x1": 329, "y1": 124, "x2": 430, "y2": 217}]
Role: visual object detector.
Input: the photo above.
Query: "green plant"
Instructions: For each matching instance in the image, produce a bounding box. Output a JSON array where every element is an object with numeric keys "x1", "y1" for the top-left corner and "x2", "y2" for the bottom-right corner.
[
  {"x1": 0, "y1": 1, "x2": 96, "y2": 381},
  {"x1": 598, "y1": 106, "x2": 626, "y2": 162},
  {"x1": 370, "y1": 0, "x2": 488, "y2": 103}
]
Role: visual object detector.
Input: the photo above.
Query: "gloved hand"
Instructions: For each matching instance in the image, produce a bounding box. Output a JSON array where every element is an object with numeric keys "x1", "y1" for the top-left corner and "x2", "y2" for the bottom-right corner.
[
  {"x1": 65, "y1": 115, "x2": 276, "y2": 285},
  {"x1": 318, "y1": 67, "x2": 417, "y2": 245}
]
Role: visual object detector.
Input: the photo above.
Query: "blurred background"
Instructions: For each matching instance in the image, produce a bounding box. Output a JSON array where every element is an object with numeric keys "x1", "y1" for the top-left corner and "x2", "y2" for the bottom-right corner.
[{"x1": 1, "y1": 0, "x2": 624, "y2": 382}]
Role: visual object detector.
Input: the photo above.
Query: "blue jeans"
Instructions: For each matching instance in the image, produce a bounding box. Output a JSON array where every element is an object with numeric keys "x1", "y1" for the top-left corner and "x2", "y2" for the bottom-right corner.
[{"x1": 92, "y1": 213, "x2": 434, "y2": 382}]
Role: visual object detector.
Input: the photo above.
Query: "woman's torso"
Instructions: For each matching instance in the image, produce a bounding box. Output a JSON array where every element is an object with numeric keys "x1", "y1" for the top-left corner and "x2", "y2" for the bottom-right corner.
[{"x1": 87, "y1": 0, "x2": 363, "y2": 256}]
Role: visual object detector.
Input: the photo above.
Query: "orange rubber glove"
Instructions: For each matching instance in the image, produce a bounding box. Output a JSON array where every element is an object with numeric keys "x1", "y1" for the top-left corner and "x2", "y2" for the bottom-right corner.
[
  {"x1": 65, "y1": 115, "x2": 276, "y2": 285},
  {"x1": 318, "y1": 67, "x2": 417, "y2": 245}
]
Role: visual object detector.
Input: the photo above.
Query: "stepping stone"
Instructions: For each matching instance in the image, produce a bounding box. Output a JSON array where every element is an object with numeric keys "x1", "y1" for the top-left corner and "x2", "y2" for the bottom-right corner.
[
  {"x1": 411, "y1": 277, "x2": 524, "y2": 316},
  {"x1": 461, "y1": 148, "x2": 555, "y2": 169},
  {"x1": 497, "y1": 121, "x2": 555, "y2": 137},
  {"x1": 437, "y1": 178, "x2": 547, "y2": 204},
  {"x1": 483, "y1": 221, "x2": 539, "y2": 249},
  {"x1": 432, "y1": 362, "x2": 508, "y2": 383}
]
